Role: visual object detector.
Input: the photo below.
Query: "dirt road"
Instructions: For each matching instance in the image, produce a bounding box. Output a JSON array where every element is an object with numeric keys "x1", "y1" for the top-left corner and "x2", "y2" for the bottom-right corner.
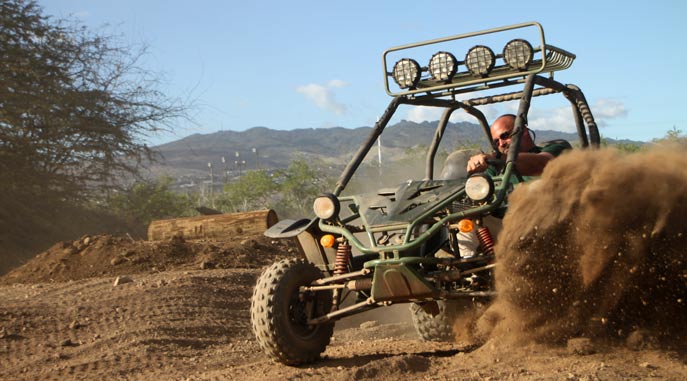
[{"x1": 1, "y1": 264, "x2": 685, "y2": 381}]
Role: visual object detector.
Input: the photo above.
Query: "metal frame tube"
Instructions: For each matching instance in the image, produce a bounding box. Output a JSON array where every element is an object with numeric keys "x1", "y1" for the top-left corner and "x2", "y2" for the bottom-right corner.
[{"x1": 334, "y1": 97, "x2": 402, "y2": 196}]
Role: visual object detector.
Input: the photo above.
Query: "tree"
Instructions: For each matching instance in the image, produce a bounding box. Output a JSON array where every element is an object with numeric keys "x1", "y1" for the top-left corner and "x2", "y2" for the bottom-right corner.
[
  {"x1": 216, "y1": 170, "x2": 277, "y2": 212},
  {"x1": 107, "y1": 177, "x2": 194, "y2": 226},
  {"x1": 664, "y1": 126, "x2": 682, "y2": 141},
  {"x1": 0, "y1": 0, "x2": 186, "y2": 204},
  {"x1": 613, "y1": 142, "x2": 642, "y2": 154},
  {"x1": 660, "y1": 126, "x2": 684, "y2": 143},
  {"x1": 600, "y1": 137, "x2": 643, "y2": 154},
  {"x1": 652, "y1": 126, "x2": 687, "y2": 150},
  {"x1": 276, "y1": 160, "x2": 336, "y2": 217}
]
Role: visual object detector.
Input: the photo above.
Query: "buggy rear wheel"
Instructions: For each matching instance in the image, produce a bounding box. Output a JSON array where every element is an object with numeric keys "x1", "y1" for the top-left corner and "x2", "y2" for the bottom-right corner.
[{"x1": 410, "y1": 298, "x2": 489, "y2": 342}]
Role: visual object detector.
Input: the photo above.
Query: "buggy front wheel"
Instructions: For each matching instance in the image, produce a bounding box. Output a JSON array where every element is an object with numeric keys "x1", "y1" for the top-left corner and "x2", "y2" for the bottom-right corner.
[{"x1": 250, "y1": 258, "x2": 334, "y2": 365}]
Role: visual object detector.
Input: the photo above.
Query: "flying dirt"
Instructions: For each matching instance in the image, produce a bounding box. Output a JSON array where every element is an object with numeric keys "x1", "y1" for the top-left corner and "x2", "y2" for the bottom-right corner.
[{"x1": 476, "y1": 146, "x2": 687, "y2": 348}]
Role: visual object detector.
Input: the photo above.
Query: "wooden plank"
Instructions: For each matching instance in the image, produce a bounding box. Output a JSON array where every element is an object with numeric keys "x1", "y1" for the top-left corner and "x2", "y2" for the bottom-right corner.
[{"x1": 147, "y1": 209, "x2": 278, "y2": 241}]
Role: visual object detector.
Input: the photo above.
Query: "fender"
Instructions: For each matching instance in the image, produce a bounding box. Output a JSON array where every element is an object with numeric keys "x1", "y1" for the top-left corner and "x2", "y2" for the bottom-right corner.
[
  {"x1": 264, "y1": 218, "x2": 313, "y2": 238},
  {"x1": 264, "y1": 218, "x2": 336, "y2": 275}
]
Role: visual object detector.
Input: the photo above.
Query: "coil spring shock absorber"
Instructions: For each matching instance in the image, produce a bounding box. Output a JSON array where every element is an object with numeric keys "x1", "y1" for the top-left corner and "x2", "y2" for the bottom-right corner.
[
  {"x1": 330, "y1": 240, "x2": 352, "y2": 312},
  {"x1": 334, "y1": 241, "x2": 352, "y2": 275},
  {"x1": 476, "y1": 226, "x2": 495, "y2": 256}
]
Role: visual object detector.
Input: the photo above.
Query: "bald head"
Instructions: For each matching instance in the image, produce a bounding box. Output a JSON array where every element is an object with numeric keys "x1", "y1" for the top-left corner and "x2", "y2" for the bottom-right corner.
[{"x1": 490, "y1": 114, "x2": 534, "y2": 154}]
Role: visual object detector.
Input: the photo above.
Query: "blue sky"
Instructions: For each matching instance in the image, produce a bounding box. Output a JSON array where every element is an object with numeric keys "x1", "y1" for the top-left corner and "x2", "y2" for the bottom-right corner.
[{"x1": 42, "y1": 0, "x2": 686, "y2": 144}]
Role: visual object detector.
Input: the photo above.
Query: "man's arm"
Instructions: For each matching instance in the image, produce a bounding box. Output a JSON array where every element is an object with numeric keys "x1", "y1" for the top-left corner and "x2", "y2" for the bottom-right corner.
[
  {"x1": 467, "y1": 151, "x2": 554, "y2": 176},
  {"x1": 513, "y1": 152, "x2": 554, "y2": 176}
]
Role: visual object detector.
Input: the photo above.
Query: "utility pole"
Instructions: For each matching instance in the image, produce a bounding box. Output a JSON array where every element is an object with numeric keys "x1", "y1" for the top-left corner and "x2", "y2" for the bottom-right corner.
[
  {"x1": 207, "y1": 162, "x2": 214, "y2": 207},
  {"x1": 221, "y1": 156, "x2": 228, "y2": 183},
  {"x1": 235, "y1": 151, "x2": 241, "y2": 178},
  {"x1": 252, "y1": 147, "x2": 259, "y2": 169},
  {"x1": 377, "y1": 137, "x2": 383, "y2": 178}
]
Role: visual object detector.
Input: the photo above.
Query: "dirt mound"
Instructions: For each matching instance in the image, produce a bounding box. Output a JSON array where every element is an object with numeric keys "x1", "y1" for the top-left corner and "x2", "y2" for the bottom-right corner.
[
  {"x1": 0, "y1": 200, "x2": 145, "y2": 276},
  {"x1": 477, "y1": 147, "x2": 687, "y2": 347},
  {"x1": 1, "y1": 233, "x2": 296, "y2": 284}
]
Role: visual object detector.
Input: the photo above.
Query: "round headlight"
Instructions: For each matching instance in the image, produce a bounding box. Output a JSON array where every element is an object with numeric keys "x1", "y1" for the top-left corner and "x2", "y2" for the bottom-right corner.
[
  {"x1": 392, "y1": 58, "x2": 421, "y2": 89},
  {"x1": 313, "y1": 193, "x2": 340, "y2": 220},
  {"x1": 503, "y1": 39, "x2": 534, "y2": 70},
  {"x1": 428, "y1": 51, "x2": 458, "y2": 82},
  {"x1": 465, "y1": 174, "x2": 494, "y2": 202},
  {"x1": 465, "y1": 45, "x2": 495, "y2": 76}
]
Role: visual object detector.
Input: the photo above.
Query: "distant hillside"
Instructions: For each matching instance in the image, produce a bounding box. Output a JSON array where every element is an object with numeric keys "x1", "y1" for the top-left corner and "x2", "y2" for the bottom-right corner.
[{"x1": 147, "y1": 120, "x2": 606, "y2": 181}]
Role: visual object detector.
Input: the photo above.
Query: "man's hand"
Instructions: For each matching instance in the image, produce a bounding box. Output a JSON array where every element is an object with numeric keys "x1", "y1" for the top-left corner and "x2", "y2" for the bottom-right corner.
[
  {"x1": 467, "y1": 151, "x2": 555, "y2": 176},
  {"x1": 466, "y1": 153, "x2": 492, "y2": 174}
]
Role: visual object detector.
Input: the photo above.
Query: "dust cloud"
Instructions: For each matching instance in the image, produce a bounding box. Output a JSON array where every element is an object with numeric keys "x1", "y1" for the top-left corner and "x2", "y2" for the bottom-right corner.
[{"x1": 475, "y1": 146, "x2": 687, "y2": 347}]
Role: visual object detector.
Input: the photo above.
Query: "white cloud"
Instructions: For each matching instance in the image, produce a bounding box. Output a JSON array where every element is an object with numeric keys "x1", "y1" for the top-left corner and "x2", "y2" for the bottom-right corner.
[
  {"x1": 528, "y1": 98, "x2": 628, "y2": 132},
  {"x1": 72, "y1": 11, "x2": 90, "y2": 18},
  {"x1": 296, "y1": 80, "x2": 349, "y2": 115},
  {"x1": 402, "y1": 97, "x2": 629, "y2": 134},
  {"x1": 592, "y1": 98, "x2": 628, "y2": 119},
  {"x1": 327, "y1": 79, "x2": 348, "y2": 88},
  {"x1": 527, "y1": 106, "x2": 577, "y2": 132},
  {"x1": 406, "y1": 106, "x2": 443, "y2": 123},
  {"x1": 404, "y1": 103, "x2": 507, "y2": 124}
]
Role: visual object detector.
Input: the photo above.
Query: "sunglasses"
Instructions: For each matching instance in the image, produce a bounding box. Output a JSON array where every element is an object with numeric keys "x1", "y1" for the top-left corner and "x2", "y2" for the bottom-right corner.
[{"x1": 492, "y1": 131, "x2": 513, "y2": 145}]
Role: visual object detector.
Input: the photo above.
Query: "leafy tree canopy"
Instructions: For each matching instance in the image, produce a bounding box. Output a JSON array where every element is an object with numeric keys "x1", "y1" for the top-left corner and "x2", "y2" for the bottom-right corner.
[
  {"x1": 217, "y1": 169, "x2": 277, "y2": 213},
  {"x1": 0, "y1": 0, "x2": 187, "y2": 204},
  {"x1": 107, "y1": 177, "x2": 194, "y2": 226}
]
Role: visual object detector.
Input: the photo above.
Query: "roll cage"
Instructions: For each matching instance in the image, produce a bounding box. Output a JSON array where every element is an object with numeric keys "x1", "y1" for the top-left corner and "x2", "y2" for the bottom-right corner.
[{"x1": 333, "y1": 21, "x2": 600, "y2": 196}]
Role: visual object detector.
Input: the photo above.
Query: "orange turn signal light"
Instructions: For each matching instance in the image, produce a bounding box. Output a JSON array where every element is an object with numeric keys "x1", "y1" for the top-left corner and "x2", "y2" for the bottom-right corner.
[
  {"x1": 457, "y1": 219, "x2": 474, "y2": 233},
  {"x1": 320, "y1": 234, "x2": 336, "y2": 248}
]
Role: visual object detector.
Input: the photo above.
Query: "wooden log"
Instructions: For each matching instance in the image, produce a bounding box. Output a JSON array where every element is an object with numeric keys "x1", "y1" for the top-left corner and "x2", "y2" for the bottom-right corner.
[{"x1": 147, "y1": 209, "x2": 278, "y2": 241}]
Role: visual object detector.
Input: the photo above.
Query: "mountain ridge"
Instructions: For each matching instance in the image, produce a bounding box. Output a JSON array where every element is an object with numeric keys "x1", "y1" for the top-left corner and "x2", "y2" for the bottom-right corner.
[{"x1": 148, "y1": 120, "x2": 635, "y2": 182}]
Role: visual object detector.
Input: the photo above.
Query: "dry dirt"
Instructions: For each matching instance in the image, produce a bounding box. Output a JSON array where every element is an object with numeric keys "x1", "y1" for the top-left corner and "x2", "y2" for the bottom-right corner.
[{"x1": 2, "y1": 147, "x2": 687, "y2": 381}]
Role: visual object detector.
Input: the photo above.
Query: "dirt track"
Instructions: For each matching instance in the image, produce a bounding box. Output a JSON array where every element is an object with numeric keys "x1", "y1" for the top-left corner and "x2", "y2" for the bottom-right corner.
[
  {"x1": 2, "y1": 265, "x2": 686, "y2": 381},
  {"x1": 2, "y1": 147, "x2": 687, "y2": 380}
]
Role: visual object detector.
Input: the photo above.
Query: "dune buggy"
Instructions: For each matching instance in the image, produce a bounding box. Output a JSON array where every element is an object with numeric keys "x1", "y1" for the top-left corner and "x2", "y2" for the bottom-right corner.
[{"x1": 250, "y1": 22, "x2": 600, "y2": 365}]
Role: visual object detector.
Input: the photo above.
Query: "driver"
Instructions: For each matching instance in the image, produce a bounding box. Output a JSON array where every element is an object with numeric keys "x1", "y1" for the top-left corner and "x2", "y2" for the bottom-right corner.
[{"x1": 467, "y1": 114, "x2": 570, "y2": 176}]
